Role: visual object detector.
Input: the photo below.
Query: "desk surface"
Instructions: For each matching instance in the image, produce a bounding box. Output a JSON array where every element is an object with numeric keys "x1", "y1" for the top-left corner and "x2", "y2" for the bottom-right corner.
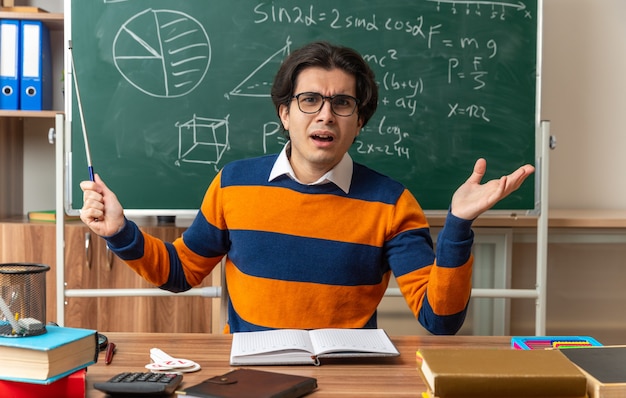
[{"x1": 87, "y1": 333, "x2": 510, "y2": 397}]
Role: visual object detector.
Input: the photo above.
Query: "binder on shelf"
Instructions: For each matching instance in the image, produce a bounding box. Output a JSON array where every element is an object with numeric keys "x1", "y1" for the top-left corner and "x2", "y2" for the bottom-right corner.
[
  {"x1": 19, "y1": 19, "x2": 51, "y2": 111},
  {"x1": 0, "y1": 19, "x2": 20, "y2": 110}
]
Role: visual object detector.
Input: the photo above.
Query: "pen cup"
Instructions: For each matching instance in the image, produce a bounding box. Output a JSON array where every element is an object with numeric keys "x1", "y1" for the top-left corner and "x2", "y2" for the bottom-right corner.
[{"x1": 0, "y1": 263, "x2": 50, "y2": 337}]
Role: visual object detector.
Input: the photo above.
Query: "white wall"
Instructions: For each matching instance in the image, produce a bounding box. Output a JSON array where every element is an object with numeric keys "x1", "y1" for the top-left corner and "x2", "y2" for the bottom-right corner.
[{"x1": 542, "y1": 0, "x2": 626, "y2": 209}]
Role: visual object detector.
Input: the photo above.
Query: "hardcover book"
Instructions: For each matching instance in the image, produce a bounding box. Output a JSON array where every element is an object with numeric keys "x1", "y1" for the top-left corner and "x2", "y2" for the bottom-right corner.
[
  {"x1": 416, "y1": 348, "x2": 587, "y2": 398},
  {"x1": 561, "y1": 345, "x2": 626, "y2": 398},
  {"x1": 176, "y1": 368, "x2": 317, "y2": 398},
  {"x1": 0, "y1": 368, "x2": 86, "y2": 398},
  {"x1": 230, "y1": 328, "x2": 399, "y2": 366},
  {"x1": 0, "y1": 325, "x2": 98, "y2": 384}
]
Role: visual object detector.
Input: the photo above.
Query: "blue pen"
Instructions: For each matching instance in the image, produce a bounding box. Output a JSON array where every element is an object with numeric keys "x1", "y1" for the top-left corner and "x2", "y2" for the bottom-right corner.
[{"x1": 69, "y1": 40, "x2": 95, "y2": 181}]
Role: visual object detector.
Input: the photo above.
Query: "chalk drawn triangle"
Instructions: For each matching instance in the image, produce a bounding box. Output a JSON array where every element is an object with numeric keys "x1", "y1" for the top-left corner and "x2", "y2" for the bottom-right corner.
[{"x1": 228, "y1": 37, "x2": 291, "y2": 99}]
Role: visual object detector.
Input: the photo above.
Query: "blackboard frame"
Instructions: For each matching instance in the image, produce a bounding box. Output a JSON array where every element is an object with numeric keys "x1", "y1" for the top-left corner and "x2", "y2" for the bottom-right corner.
[{"x1": 65, "y1": 0, "x2": 542, "y2": 217}]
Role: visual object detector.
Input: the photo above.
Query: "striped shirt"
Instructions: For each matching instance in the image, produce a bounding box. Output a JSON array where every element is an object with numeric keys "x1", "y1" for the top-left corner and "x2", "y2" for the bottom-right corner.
[{"x1": 106, "y1": 154, "x2": 474, "y2": 334}]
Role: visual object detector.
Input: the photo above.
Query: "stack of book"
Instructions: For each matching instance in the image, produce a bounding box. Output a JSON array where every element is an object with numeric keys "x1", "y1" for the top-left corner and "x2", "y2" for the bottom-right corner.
[
  {"x1": 416, "y1": 347, "x2": 588, "y2": 398},
  {"x1": 0, "y1": 325, "x2": 98, "y2": 397}
]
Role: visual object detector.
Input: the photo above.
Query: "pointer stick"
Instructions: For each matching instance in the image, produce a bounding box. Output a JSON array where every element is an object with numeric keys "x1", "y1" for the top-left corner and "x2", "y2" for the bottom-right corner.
[{"x1": 68, "y1": 40, "x2": 94, "y2": 181}]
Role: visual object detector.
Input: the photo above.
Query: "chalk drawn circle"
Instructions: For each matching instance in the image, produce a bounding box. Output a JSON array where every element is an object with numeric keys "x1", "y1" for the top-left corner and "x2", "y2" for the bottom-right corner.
[{"x1": 113, "y1": 8, "x2": 211, "y2": 98}]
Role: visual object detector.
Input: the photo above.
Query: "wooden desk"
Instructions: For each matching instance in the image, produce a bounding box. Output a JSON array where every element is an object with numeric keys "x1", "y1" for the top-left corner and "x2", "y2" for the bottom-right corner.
[{"x1": 87, "y1": 333, "x2": 510, "y2": 397}]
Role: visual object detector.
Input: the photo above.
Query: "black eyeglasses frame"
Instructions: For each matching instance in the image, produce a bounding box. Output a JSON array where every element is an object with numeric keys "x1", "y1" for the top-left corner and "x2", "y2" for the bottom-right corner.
[{"x1": 291, "y1": 92, "x2": 360, "y2": 117}]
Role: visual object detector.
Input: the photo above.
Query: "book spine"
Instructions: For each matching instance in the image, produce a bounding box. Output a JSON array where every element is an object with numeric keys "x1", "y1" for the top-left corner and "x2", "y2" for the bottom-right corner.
[{"x1": 0, "y1": 368, "x2": 86, "y2": 398}]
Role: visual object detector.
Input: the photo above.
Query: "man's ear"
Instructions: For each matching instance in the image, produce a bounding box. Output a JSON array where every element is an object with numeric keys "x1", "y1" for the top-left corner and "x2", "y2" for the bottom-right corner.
[{"x1": 279, "y1": 104, "x2": 290, "y2": 131}]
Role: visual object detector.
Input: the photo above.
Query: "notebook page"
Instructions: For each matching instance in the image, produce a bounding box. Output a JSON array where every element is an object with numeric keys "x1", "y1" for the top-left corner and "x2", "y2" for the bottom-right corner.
[
  {"x1": 308, "y1": 328, "x2": 399, "y2": 356},
  {"x1": 231, "y1": 329, "x2": 315, "y2": 356}
]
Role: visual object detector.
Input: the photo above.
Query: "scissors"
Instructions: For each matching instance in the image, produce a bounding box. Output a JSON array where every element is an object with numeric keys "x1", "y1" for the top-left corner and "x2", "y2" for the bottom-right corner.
[{"x1": 145, "y1": 348, "x2": 201, "y2": 373}]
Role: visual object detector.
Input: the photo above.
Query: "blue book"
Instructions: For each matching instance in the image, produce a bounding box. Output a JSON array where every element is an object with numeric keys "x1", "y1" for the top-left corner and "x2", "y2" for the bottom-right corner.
[{"x1": 0, "y1": 325, "x2": 98, "y2": 384}]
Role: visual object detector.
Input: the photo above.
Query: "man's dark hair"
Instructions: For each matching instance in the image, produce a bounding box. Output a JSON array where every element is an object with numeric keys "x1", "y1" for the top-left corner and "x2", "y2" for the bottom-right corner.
[{"x1": 271, "y1": 41, "x2": 378, "y2": 133}]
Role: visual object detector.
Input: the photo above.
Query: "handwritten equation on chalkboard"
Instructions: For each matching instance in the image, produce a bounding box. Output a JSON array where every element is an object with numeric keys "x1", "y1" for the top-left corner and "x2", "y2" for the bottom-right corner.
[{"x1": 71, "y1": 0, "x2": 538, "y2": 211}]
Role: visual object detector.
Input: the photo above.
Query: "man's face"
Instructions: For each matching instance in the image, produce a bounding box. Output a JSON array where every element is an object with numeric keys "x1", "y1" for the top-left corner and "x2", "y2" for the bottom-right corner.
[{"x1": 279, "y1": 67, "x2": 363, "y2": 183}]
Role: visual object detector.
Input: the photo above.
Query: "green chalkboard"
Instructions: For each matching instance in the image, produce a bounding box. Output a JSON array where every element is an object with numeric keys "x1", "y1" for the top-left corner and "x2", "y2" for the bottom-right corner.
[{"x1": 68, "y1": 0, "x2": 539, "y2": 214}]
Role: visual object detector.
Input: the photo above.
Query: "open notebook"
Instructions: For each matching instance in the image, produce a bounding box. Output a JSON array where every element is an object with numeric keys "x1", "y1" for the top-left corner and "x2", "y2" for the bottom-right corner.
[{"x1": 230, "y1": 328, "x2": 399, "y2": 366}]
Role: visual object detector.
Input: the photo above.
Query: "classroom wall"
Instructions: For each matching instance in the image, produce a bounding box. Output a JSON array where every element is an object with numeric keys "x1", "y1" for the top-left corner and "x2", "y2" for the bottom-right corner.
[
  {"x1": 19, "y1": 0, "x2": 626, "y2": 212},
  {"x1": 514, "y1": 0, "x2": 626, "y2": 344},
  {"x1": 509, "y1": 239, "x2": 626, "y2": 344},
  {"x1": 14, "y1": 0, "x2": 626, "y2": 339},
  {"x1": 16, "y1": 0, "x2": 626, "y2": 212},
  {"x1": 541, "y1": 0, "x2": 626, "y2": 209},
  {"x1": 18, "y1": 0, "x2": 626, "y2": 213}
]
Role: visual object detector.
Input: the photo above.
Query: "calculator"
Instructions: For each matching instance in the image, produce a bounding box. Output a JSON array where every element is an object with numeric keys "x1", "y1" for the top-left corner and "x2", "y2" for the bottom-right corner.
[{"x1": 93, "y1": 372, "x2": 183, "y2": 395}]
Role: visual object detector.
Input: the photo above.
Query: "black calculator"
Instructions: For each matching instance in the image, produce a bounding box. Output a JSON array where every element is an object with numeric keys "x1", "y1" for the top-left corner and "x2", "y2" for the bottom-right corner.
[{"x1": 94, "y1": 372, "x2": 183, "y2": 395}]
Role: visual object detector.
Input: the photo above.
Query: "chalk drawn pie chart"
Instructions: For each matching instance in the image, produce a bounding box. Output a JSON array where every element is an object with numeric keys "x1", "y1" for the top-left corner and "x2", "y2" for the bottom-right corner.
[{"x1": 113, "y1": 9, "x2": 211, "y2": 98}]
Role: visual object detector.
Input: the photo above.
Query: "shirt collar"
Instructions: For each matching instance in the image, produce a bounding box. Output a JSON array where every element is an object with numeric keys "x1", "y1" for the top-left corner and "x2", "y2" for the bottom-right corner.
[{"x1": 268, "y1": 142, "x2": 353, "y2": 194}]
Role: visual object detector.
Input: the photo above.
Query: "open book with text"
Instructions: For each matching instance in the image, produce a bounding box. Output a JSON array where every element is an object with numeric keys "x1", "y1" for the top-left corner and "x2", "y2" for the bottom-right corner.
[{"x1": 230, "y1": 328, "x2": 399, "y2": 366}]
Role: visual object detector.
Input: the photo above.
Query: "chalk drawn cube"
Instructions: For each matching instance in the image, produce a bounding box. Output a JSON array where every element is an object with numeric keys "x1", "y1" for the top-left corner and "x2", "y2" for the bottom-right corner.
[{"x1": 176, "y1": 114, "x2": 230, "y2": 166}]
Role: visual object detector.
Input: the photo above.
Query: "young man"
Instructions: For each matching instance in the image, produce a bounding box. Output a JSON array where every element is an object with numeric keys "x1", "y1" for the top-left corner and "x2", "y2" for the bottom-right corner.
[{"x1": 80, "y1": 42, "x2": 534, "y2": 334}]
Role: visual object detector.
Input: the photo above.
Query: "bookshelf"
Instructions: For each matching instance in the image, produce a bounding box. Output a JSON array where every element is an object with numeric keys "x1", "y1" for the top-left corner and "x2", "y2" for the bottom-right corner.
[
  {"x1": 0, "y1": 10, "x2": 64, "y2": 219},
  {"x1": 0, "y1": 7, "x2": 65, "y2": 322}
]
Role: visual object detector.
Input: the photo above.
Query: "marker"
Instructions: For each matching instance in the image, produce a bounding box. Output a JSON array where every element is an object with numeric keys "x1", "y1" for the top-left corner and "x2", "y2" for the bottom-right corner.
[
  {"x1": 68, "y1": 40, "x2": 95, "y2": 181},
  {"x1": 105, "y1": 342, "x2": 116, "y2": 365}
]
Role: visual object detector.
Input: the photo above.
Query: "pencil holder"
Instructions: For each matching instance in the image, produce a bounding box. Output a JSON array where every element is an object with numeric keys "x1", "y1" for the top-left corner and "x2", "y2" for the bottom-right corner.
[{"x1": 0, "y1": 263, "x2": 50, "y2": 337}]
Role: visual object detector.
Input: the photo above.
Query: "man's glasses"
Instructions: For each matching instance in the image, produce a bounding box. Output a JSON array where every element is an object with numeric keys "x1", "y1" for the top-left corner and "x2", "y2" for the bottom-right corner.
[{"x1": 292, "y1": 92, "x2": 359, "y2": 117}]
